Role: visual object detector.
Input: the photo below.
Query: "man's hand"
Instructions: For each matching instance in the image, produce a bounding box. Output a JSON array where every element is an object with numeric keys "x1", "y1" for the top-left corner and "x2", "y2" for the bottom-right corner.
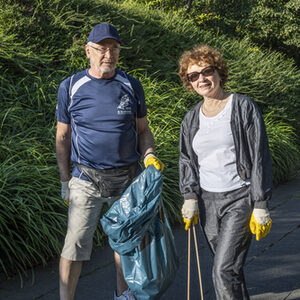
[
  {"x1": 181, "y1": 199, "x2": 199, "y2": 231},
  {"x1": 144, "y1": 153, "x2": 164, "y2": 171},
  {"x1": 250, "y1": 208, "x2": 272, "y2": 241},
  {"x1": 61, "y1": 181, "x2": 70, "y2": 207}
]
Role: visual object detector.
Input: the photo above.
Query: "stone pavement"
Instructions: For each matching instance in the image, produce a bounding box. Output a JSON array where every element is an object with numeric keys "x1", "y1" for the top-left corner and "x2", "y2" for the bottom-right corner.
[{"x1": 0, "y1": 171, "x2": 299, "y2": 300}]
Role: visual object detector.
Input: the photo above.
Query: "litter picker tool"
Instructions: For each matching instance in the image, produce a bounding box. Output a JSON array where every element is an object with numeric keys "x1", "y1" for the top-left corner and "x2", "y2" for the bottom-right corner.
[{"x1": 187, "y1": 223, "x2": 204, "y2": 300}]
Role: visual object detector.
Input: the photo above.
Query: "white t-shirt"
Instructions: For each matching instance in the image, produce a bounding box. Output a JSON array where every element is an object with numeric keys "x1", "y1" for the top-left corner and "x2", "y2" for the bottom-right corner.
[{"x1": 192, "y1": 95, "x2": 250, "y2": 192}]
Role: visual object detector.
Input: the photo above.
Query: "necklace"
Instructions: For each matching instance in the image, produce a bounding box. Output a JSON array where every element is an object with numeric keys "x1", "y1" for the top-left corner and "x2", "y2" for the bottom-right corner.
[
  {"x1": 202, "y1": 102, "x2": 226, "y2": 113},
  {"x1": 202, "y1": 93, "x2": 230, "y2": 116}
]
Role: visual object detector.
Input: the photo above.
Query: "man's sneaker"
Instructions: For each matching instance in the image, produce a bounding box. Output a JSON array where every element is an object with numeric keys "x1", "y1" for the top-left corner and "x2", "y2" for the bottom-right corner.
[{"x1": 114, "y1": 288, "x2": 136, "y2": 300}]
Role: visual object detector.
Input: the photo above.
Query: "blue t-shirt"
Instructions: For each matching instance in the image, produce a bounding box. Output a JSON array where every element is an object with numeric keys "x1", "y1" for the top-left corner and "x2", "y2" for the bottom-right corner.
[{"x1": 56, "y1": 69, "x2": 147, "y2": 178}]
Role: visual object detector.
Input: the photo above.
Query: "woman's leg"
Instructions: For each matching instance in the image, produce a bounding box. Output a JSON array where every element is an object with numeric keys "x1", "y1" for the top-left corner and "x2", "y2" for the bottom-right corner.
[{"x1": 200, "y1": 187, "x2": 252, "y2": 300}]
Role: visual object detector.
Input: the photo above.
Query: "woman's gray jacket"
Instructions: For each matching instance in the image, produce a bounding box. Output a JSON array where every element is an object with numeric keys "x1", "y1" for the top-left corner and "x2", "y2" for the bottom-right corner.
[{"x1": 179, "y1": 93, "x2": 272, "y2": 208}]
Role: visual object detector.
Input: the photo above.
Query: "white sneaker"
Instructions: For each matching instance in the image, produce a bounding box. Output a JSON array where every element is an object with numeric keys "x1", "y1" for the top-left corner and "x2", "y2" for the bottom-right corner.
[{"x1": 114, "y1": 288, "x2": 136, "y2": 300}]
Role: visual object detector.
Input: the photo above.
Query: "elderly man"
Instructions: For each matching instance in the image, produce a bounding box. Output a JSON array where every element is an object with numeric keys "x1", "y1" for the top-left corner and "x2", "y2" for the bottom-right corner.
[{"x1": 56, "y1": 23, "x2": 163, "y2": 300}]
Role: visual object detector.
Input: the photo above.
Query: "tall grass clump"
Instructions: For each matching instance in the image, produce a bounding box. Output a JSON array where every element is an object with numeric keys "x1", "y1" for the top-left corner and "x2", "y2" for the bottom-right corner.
[
  {"x1": 0, "y1": 0, "x2": 299, "y2": 280},
  {"x1": 0, "y1": 135, "x2": 65, "y2": 280},
  {"x1": 265, "y1": 113, "x2": 300, "y2": 186}
]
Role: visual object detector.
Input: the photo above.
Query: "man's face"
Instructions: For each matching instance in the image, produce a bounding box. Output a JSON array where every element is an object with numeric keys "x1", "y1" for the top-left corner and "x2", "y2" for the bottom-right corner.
[{"x1": 85, "y1": 38, "x2": 120, "y2": 78}]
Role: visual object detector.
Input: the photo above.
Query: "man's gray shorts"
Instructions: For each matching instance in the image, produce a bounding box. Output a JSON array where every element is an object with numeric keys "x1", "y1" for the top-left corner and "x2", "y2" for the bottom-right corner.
[{"x1": 61, "y1": 177, "x2": 119, "y2": 261}]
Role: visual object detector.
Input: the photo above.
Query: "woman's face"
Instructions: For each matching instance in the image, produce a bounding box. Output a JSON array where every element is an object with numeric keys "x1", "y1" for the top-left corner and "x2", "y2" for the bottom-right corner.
[{"x1": 187, "y1": 63, "x2": 222, "y2": 98}]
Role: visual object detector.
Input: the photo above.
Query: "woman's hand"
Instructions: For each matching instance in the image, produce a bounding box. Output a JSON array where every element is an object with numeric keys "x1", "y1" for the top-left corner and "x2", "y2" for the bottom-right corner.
[
  {"x1": 181, "y1": 199, "x2": 199, "y2": 230},
  {"x1": 250, "y1": 208, "x2": 272, "y2": 241}
]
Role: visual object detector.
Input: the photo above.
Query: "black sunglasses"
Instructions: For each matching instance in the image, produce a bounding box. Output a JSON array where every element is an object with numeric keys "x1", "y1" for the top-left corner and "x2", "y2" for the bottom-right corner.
[{"x1": 187, "y1": 66, "x2": 215, "y2": 82}]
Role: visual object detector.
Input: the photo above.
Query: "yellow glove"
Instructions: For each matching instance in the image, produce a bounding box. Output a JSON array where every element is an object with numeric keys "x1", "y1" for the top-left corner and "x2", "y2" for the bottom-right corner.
[
  {"x1": 61, "y1": 180, "x2": 70, "y2": 207},
  {"x1": 250, "y1": 208, "x2": 272, "y2": 241},
  {"x1": 144, "y1": 153, "x2": 164, "y2": 171},
  {"x1": 181, "y1": 199, "x2": 199, "y2": 231}
]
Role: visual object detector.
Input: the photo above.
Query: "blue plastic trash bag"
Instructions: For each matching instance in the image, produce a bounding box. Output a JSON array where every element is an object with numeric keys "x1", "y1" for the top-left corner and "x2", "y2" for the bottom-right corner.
[{"x1": 101, "y1": 165, "x2": 179, "y2": 300}]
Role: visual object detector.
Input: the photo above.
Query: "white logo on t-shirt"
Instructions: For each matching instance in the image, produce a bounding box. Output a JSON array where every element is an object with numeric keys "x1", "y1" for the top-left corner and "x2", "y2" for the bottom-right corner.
[{"x1": 118, "y1": 94, "x2": 132, "y2": 114}]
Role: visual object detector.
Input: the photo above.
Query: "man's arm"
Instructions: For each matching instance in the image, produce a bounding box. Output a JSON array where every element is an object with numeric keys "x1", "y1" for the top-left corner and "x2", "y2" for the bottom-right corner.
[
  {"x1": 56, "y1": 121, "x2": 71, "y2": 182},
  {"x1": 136, "y1": 116, "x2": 155, "y2": 157},
  {"x1": 136, "y1": 116, "x2": 164, "y2": 171}
]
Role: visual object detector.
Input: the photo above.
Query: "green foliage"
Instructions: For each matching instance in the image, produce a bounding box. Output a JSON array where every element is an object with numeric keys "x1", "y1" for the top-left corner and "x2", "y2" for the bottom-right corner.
[
  {"x1": 0, "y1": 73, "x2": 63, "y2": 278},
  {"x1": 181, "y1": 0, "x2": 251, "y2": 38},
  {"x1": 126, "y1": 0, "x2": 184, "y2": 10},
  {"x1": 222, "y1": 39, "x2": 300, "y2": 130},
  {"x1": 242, "y1": 0, "x2": 300, "y2": 64},
  {"x1": 265, "y1": 113, "x2": 300, "y2": 186},
  {"x1": 141, "y1": 0, "x2": 300, "y2": 66},
  {"x1": 0, "y1": 0, "x2": 299, "y2": 279},
  {"x1": 194, "y1": 12, "x2": 221, "y2": 26},
  {"x1": 185, "y1": 0, "x2": 300, "y2": 66}
]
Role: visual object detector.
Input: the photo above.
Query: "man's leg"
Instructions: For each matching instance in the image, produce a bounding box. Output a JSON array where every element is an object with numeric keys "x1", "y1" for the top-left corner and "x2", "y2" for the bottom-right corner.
[
  {"x1": 59, "y1": 257, "x2": 82, "y2": 300},
  {"x1": 114, "y1": 251, "x2": 129, "y2": 296},
  {"x1": 60, "y1": 177, "x2": 105, "y2": 299}
]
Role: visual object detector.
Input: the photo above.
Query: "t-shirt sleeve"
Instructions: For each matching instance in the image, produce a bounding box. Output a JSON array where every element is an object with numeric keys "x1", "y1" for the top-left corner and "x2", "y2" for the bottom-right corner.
[
  {"x1": 56, "y1": 77, "x2": 71, "y2": 124},
  {"x1": 130, "y1": 77, "x2": 147, "y2": 118}
]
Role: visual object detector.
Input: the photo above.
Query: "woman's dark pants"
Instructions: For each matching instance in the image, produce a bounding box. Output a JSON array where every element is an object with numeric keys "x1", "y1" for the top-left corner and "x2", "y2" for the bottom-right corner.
[{"x1": 200, "y1": 186, "x2": 253, "y2": 300}]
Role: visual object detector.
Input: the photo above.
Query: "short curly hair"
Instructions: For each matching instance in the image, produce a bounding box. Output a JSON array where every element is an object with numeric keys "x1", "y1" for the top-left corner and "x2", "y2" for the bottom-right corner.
[{"x1": 178, "y1": 44, "x2": 228, "y2": 92}]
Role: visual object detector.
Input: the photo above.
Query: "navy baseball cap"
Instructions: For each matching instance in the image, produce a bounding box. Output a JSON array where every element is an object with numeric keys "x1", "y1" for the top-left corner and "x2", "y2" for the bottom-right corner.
[{"x1": 87, "y1": 23, "x2": 120, "y2": 44}]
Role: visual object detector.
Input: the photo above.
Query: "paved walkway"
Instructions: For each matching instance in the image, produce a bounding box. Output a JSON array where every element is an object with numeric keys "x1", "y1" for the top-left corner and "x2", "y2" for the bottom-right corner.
[{"x1": 0, "y1": 171, "x2": 299, "y2": 300}]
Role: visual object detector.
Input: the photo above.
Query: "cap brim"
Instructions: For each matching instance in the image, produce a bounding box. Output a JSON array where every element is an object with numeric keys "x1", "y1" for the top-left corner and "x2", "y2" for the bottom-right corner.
[{"x1": 88, "y1": 35, "x2": 120, "y2": 44}]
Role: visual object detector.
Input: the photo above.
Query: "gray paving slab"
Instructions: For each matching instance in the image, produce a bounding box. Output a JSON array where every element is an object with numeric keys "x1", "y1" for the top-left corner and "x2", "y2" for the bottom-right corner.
[{"x1": 0, "y1": 171, "x2": 299, "y2": 300}]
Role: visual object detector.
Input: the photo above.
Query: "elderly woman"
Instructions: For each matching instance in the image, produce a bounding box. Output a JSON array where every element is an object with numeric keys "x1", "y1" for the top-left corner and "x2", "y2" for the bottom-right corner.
[{"x1": 178, "y1": 45, "x2": 273, "y2": 300}]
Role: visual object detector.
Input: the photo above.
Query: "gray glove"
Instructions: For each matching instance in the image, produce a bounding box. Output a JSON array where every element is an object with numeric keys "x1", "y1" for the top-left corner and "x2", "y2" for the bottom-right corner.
[
  {"x1": 181, "y1": 199, "x2": 199, "y2": 230},
  {"x1": 253, "y1": 208, "x2": 271, "y2": 225}
]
